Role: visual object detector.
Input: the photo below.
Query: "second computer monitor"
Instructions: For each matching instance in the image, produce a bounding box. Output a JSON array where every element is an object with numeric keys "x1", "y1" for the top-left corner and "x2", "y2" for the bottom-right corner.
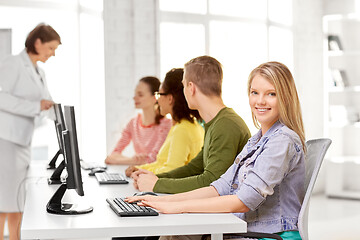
[
  {"x1": 46, "y1": 105, "x2": 93, "y2": 215},
  {"x1": 63, "y1": 105, "x2": 84, "y2": 196},
  {"x1": 54, "y1": 103, "x2": 66, "y2": 130},
  {"x1": 54, "y1": 103, "x2": 66, "y2": 153},
  {"x1": 47, "y1": 103, "x2": 66, "y2": 170}
]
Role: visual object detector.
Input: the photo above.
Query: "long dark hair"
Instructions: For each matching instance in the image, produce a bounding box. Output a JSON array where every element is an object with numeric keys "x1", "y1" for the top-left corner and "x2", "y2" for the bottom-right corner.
[
  {"x1": 161, "y1": 68, "x2": 201, "y2": 123},
  {"x1": 139, "y1": 76, "x2": 164, "y2": 125}
]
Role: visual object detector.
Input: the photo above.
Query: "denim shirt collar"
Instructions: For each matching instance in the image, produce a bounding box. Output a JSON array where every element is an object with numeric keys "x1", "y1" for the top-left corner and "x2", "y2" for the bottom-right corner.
[
  {"x1": 248, "y1": 120, "x2": 284, "y2": 150},
  {"x1": 212, "y1": 119, "x2": 304, "y2": 233}
]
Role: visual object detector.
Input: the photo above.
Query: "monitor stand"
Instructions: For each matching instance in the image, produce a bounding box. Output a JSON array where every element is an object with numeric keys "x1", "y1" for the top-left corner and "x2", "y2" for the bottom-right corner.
[
  {"x1": 47, "y1": 149, "x2": 61, "y2": 169},
  {"x1": 46, "y1": 184, "x2": 93, "y2": 215},
  {"x1": 48, "y1": 160, "x2": 66, "y2": 185}
]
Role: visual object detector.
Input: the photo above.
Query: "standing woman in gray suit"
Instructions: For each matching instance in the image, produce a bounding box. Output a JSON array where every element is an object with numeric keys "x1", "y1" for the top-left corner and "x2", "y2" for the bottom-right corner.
[{"x1": 0, "y1": 23, "x2": 61, "y2": 240}]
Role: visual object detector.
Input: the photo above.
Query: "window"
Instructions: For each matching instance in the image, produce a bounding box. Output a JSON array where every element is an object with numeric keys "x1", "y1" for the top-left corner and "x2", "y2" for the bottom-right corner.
[
  {"x1": 159, "y1": 0, "x2": 293, "y2": 134},
  {"x1": 210, "y1": 21, "x2": 268, "y2": 128},
  {"x1": 209, "y1": 0, "x2": 267, "y2": 19},
  {"x1": 159, "y1": 0, "x2": 207, "y2": 14},
  {"x1": 160, "y1": 22, "x2": 205, "y2": 77}
]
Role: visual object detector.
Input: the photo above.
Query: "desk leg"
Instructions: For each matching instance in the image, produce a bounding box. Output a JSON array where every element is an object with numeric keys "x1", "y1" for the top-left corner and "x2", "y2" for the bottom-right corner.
[{"x1": 210, "y1": 233, "x2": 223, "y2": 240}]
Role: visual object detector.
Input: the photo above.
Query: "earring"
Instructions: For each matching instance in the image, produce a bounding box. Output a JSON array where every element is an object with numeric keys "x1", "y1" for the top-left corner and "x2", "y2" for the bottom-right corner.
[{"x1": 154, "y1": 103, "x2": 160, "y2": 113}]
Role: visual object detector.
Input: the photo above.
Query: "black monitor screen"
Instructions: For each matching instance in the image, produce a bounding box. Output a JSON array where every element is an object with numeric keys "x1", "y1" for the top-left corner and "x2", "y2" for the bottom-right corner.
[
  {"x1": 47, "y1": 103, "x2": 66, "y2": 170},
  {"x1": 63, "y1": 106, "x2": 84, "y2": 196},
  {"x1": 54, "y1": 103, "x2": 66, "y2": 130},
  {"x1": 54, "y1": 103, "x2": 65, "y2": 153},
  {"x1": 46, "y1": 105, "x2": 92, "y2": 215}
]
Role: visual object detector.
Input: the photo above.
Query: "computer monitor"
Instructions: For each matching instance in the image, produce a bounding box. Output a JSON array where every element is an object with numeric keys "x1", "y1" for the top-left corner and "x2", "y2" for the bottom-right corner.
[
  {"x1": 46, "y1": 106, "x2": 93, "y2": 215},
  {"x1": 47, "y1": 103, "x2": 66, "y2": 169},
  {"x1": 47, "y1": 104, "x2": 67, "y2": 184},
  {"x1": 63, "y1": 106, "x2": 84, "y2": 195}
]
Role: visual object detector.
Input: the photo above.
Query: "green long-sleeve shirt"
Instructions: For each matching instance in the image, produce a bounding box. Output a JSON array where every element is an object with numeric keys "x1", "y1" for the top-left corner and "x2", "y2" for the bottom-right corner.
[{"x1": 154, "y1": 107, "x2": 251, "y2": 193}]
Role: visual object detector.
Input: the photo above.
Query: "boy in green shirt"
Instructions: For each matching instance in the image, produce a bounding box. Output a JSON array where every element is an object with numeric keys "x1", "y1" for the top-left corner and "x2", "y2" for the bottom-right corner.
[{"x1": 132, "y1": 56, "x2": 251, "y2": 193}]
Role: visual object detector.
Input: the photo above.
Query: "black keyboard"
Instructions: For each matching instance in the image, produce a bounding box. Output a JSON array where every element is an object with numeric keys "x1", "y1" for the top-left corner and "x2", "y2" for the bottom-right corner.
[
  {"x1": 95, "y1": 172, "x2": 128, "y2": 184},
  {"x1": 106, "y1": 197, "x2": 159, "y2": 217}
]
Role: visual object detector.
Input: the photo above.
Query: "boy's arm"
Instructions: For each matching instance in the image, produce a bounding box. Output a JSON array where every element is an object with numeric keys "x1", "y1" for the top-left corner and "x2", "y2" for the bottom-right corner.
[
  {"x1": 154, "y1": 124, "x2": 243, "y2": 193},
  {"x1": 156, "y1": 148, "x2": 204, "y2": 178}
]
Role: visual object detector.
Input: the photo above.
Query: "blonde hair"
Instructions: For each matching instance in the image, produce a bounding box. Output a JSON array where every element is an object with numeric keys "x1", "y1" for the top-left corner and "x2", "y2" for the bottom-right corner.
[
  {"x1": 247, "y1": 62, "x2": 306, "y2": 151},
  {"x1": 184, "y1": 56, "x2": 223, "y2": 96}
]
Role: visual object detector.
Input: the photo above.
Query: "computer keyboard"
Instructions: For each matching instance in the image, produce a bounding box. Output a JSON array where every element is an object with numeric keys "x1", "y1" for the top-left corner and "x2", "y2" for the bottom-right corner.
[
  {"x1": 106, "y1": 197, "x2": 159, "y2": 217},
  {"x1": 80, "y1": 160, "x2": 107, "y2": 170},
  {"x1": 95, "y1": 172, "x2": 128, "y2": 184}
]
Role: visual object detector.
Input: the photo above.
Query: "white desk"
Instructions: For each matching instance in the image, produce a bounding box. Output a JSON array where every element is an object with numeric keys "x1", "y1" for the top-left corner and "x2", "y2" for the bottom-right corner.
[{"x1": 21, "y1": 162, "x2": 247, "y2": 240}]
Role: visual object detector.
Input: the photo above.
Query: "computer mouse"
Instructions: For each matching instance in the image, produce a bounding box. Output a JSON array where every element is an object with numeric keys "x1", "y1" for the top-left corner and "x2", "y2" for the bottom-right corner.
[
  {"x1": 133, "y1": 191, "x2": 158, "y2": 197},
  {"x1": 88, "y1": 167, "x2": 106, "y2": 176}
]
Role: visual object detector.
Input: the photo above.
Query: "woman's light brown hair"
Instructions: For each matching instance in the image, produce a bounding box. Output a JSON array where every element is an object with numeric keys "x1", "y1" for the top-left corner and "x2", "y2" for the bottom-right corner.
[{"x1": 247, "y1": 61, "x2": 306, "y2": 151}]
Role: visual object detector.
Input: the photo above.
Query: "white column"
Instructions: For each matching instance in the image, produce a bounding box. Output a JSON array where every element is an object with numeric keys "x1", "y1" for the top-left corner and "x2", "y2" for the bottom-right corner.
[{"x1": 103, "y1": 0, "x2": 158, "y2": 153}]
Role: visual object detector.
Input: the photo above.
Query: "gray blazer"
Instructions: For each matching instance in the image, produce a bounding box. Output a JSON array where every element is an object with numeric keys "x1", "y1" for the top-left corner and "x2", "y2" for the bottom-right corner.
[{"x1": 0, "y1": 50, "x2": 52, "y2": 146}]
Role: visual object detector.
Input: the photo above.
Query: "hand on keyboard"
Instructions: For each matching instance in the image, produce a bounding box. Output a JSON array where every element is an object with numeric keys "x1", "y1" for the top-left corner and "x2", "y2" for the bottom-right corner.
[
  {"x1": 132, "y1": 199, "x2": 184, "y2": 214},
  {"x1": 125, "y1": 166, "x2": 138, "y2": 177},
  {"x1": 124, "y1": 194, "x2": 158, "y2": 205},
  {"x1": 125, "y1": 194, "x2": 185, "y2": 214},
  {"x1": 106, "y1": 198, "x2": 158, "y2": 216}
]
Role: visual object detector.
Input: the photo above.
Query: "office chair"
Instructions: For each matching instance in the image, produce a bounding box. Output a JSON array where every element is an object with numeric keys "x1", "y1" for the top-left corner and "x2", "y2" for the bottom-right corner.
[
  {"x1": 228, "y1": 138, "x2": 332, "y2": 240},
  {"x1": 298, "y1": 138, "x2": 331, "y2": 240}
]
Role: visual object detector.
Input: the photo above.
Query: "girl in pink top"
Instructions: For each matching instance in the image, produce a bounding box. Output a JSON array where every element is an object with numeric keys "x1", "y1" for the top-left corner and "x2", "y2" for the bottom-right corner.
[{"x1": 105, "y1": 77, "x2": 172, "y2": 165}]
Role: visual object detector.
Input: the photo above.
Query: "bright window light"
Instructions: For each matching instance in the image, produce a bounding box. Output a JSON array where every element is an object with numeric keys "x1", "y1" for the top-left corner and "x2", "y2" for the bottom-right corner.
[
  {"x1": 269, "y1": 26, "x2": 294, "y2": 71},
  {"x1": 209, "y1": 0, "x2": 267, "y2": 19},
  {"x1": 159, "y1": 22, "x2": 205, "y2": 78},
  {"x1": 210, "y1": 21, "x2": 268, "y2": 134},
  {"x1": 80, "y1": 0, "x2": 103, "y2": 11},
  {"x1": 268, "y1": 0, "x2": 293, "y2": 25},
  {"x1": 159, "y1": 0, "x2": 207, "y2": 14},
  {"x1": 158, "y1": 0, "x2": 294, "y2": 133},
  {"x1": 79, "y1": 12, "x2": 106, "y2": 162}
]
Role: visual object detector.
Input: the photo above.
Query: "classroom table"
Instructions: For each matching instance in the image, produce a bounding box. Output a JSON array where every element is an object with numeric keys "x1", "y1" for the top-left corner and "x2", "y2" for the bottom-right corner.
[{"x1": 21, "y1": 161, "x2": 247, "y2": 240}]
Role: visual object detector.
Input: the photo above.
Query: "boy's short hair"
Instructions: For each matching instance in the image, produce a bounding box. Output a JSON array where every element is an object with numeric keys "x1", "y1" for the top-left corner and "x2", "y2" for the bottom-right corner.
[{"x1": 184, "y1": 56, "x2": 223, "y2": 96}]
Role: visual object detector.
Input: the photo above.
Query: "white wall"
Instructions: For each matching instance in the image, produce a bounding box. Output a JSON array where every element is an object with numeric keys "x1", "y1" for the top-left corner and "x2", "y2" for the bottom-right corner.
[
  {"x1": 323, "y1": 0, "x2": 358, "y2": 15},
  {"x1": 103, "y1": 0, "x2": 158, "y2": 154},
  {"x1": 293, "y1": 0, "x2": 325, "y2": 192},
  {"x1": 0, "y1": 29, "x2": 11, "y2": 61},
  {"x1": 293, "y1": 0, "x2": 324, "y2": 140}
]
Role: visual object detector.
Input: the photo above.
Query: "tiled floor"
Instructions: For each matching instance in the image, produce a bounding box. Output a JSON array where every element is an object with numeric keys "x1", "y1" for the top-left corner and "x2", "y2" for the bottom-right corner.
[
  {"x1": 4, "y1": 194, "x2": 360, "y2": 240},
  {"x1": 308, "y1": 194, "x2": 360, "y2": 240}
]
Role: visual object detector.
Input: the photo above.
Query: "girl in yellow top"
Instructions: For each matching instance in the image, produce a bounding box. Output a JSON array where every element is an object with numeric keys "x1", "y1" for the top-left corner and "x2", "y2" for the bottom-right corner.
[{"x1": 125, "y1": 68, "x2": 204, "y2": 176}]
